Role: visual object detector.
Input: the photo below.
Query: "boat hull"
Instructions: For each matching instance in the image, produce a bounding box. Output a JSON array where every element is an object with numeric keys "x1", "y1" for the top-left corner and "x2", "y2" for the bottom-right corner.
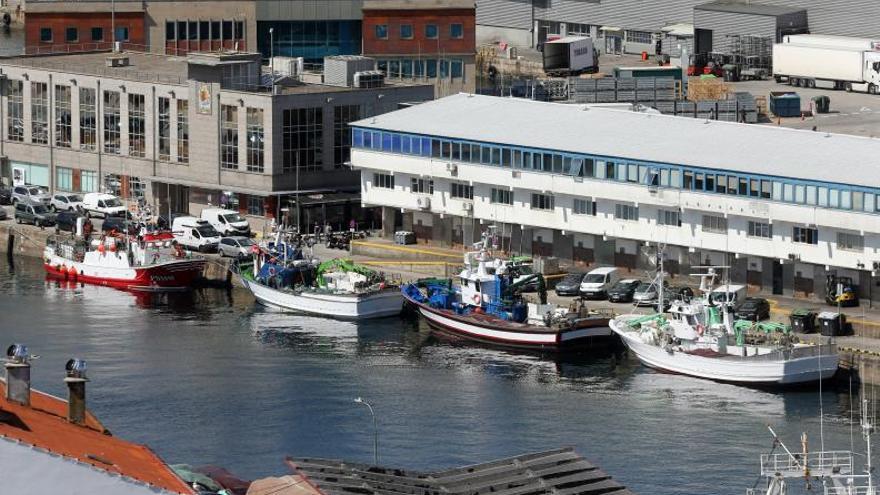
[
  {"x1": 610, "y1": 319, "x2": 839, "y2": 385},
  {"x1": 44, "y1": 254, "x2": 204, "y2": 291},
  {"x1": 406, "y1": 297, "x2": 613, "y2": 352},
  {"x1": 242, "y1": 277, "x2": 403, "y2": 319}
]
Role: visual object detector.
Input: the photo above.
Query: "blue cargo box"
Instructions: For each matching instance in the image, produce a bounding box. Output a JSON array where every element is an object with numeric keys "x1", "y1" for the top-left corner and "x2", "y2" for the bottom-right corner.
[{"x1": 769, "y1": 91, "x2": 801, "y2": 118}]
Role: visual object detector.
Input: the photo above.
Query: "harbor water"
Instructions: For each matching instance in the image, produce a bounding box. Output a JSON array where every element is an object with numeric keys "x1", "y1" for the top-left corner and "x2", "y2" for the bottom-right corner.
[{"x1": 0, "y1": 256, "x2": 875, "y2": 494}]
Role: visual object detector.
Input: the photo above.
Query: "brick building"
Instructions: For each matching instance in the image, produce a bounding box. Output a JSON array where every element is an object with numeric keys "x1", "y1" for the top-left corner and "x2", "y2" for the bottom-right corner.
[
  {"x1": 362, "y1": 0, "x2": 476, "y2": 96},
  {"x1": 23, "y1": 1, "x2": 145, "y2": 53}
]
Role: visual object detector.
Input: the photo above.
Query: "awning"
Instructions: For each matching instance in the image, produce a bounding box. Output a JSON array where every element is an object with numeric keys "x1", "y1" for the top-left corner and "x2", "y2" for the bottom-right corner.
[
  {"x1": 599, "y1": 26, "x2": 623, "y2": 32},
  {"x1": 147, "y1": 175, "x2": 354, "y2": 197},
  {"x1": 661, "y1": 23, "x2": 694, "y2": 37}
]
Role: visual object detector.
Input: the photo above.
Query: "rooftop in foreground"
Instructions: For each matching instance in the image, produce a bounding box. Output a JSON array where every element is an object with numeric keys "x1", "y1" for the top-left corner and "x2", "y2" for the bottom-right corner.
[{"x1": 353, "y1": 93, "x2": 880, "y2": 188}]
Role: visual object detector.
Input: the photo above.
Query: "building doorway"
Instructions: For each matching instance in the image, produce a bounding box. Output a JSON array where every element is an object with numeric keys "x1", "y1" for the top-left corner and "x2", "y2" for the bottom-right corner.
[{"x1": 772, "y1": 261, "x2": 784, "y2": 295}]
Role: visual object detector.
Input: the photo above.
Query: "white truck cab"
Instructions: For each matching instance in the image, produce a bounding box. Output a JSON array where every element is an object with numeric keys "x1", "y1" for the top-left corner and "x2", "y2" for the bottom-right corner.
[
  {"x1": 708, "y1": 284, "x2": 748, "y2": 307},
  {"x1": 171, "y1": 216, "x2": 222, "y2": 253},
  {"x1": 81, "y1": 193, "x2": 126, "y2": 218},
  {"x1": 200, "y1": 208, "x2": 251, "y2": 236}
]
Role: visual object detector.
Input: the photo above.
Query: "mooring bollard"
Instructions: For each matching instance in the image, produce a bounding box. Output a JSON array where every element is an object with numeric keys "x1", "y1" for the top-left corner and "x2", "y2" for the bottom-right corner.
[{"x1": 6, "y1": 230, "x2": 14, "y2": 261}]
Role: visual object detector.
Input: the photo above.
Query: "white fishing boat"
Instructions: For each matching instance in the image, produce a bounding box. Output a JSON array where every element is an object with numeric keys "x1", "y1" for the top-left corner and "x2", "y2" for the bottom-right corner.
[
  {"x1": 240, "y1": 234, "x2": 402, "y2": 319},
  {"x1": 610, "y1": 256, "x2": 838, "y2": 386}
]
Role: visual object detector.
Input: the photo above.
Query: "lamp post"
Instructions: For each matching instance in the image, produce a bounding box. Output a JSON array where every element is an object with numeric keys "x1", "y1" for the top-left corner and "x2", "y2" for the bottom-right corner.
[
  {"x1": 269, "y1": 28, "x2": 275, "y2": 76},
  {"x1": 353, "y1": 397, "x2": 378, "y2": 465}
]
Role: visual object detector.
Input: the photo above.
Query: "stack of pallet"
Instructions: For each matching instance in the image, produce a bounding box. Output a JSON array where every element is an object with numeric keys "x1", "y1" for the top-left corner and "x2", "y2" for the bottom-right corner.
[{"x1": 687, "y1": 76, "x2": 730, "y2": 101}]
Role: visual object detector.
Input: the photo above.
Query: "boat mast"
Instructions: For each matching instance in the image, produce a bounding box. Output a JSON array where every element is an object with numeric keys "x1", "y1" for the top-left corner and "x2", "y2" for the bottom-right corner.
[
  {"x1": 863, "y1": 398, "x2": 874, "y2": 492},
  {"x1": 656, "y1": 244, "x2": 664, "y2": 314}
]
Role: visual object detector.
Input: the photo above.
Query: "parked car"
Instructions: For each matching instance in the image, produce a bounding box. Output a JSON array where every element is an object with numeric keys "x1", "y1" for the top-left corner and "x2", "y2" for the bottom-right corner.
[
  {"x1": 218, "y1": 236, "x2": 257, "y2": 259},
  {"x1": 0, "y1": 186, "x2": 12, "y2": 205},
  {"x1": 14, "y1": 201, "x2": 56, "y2": 227},
  {"x1": 81, "y1": 192, "x2": 127, "y2": 218},
  {"x1": 554, "y1": 273, "x2": 586, "y2": 296},
  {"x1": 55, "y1": 211, "x2": 86, "y2": 233},
  {"x1": 607, "y1": 279, "x2": 642, "y2": 303},
  {"x1": 201, "y1": 208, "x2": 251, "y2": 236},
  {"x1": 11, "y1": 186, "x2": 51, "y2": 206},
  {"x1": 579, "y1": 267, "x2": 620, "y2": 299},
  {"x1": 101, "y1": 216, "x2": 137, "y2": 235},
  {"x1": 632, "y1": 281, "x2": 670, "y2": 307},
  {"x1": 735, "y1": 297, "x2": 771, "y2": 322},
  {"x1": 50, "y1": 193, "x2": 84, "y2": 212}
]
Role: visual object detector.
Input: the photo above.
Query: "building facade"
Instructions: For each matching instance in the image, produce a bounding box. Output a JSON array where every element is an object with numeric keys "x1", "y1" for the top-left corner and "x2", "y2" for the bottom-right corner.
[
  {"x1": 0, "y1": 50, "x2": 432, "y2": 227},
  {"x1": 23, "y1": 0, "x2": 146, "y2": 53},
  {"x1": 351, "y1": 94, "x2": 880, "y2": 303},
  {"x1": 477, "y1": 0, "x2": 880, "y2": 55},
  {"x1": 362, "y1": 0, "x2": 476, "y2": 96}
]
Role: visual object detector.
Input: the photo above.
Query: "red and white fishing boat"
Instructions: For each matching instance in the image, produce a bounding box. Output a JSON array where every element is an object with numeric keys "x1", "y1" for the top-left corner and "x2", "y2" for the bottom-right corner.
[{"x1": 43, "y1": 231, "x2": 205, "y2": 291}]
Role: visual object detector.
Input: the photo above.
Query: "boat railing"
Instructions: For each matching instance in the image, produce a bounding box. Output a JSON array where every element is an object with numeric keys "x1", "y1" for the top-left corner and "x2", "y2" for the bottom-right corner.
[
  {"x1": 730, "y1": 343, "x2": 837, "y2": 362},
  {"x1": 824, "y1": 478, "x2": 876, "y2": 495},
  {"x1": 761, "y1": 450, "x2": 853, "y2": 478}
]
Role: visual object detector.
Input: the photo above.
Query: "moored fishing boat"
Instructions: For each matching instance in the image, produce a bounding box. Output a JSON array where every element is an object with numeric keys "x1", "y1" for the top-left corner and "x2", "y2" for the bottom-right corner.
[
  {"x1": 43, "y1": 230, "x2": 205, "y2": 291},
  {"x1": 610, "y1": 263, "x2": 838, "y2": 386},
  {"x1": 240, "y1": 237, "x2": 403, "y2": 319},
  {"x1": 401, "y1": 235, "x2": 613, "y2": 352}
]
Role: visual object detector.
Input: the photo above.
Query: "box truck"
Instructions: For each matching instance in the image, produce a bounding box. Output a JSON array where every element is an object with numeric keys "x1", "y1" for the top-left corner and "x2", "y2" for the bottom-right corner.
[
  {"x1": 773, "y1": 34, "x2": 880, "y2": 94},
  {"x1": 543, "y1": 36, "x2": 598, "y2": 76}
]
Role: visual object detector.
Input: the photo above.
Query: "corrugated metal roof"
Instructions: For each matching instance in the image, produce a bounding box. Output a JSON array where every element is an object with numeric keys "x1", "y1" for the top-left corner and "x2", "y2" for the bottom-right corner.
[
  {"x1": 695, "y1": 1, "x2": 804, "y2": 17},
  {"x1": 352, "y1": 93, "x2": 880, "y2": 188},
  {"x1": 288, "y1": 448, "x2": 633, "y2": 495}
]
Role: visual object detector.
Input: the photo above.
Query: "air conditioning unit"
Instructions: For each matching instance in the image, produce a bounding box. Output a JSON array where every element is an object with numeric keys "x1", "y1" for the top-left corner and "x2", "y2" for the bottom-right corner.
[
  {"x1": 462, "y1": 202, "x2": 473, "y2": 212},
  {"x1": 106, "y1": 56, "x2": 130, "y2": 67},
  {"x1": 416, "y1": 196, "x2": 431, "y2": 210}
]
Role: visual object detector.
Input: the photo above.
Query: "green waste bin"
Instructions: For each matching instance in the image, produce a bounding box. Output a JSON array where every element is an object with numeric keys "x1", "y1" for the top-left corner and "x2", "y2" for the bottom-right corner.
[
  {"x1": 789, "y1": 308, "x2": 817, "y2": 333},
  {"x1": 811, "y1": 95, "x2": 831, "y2": 114}
]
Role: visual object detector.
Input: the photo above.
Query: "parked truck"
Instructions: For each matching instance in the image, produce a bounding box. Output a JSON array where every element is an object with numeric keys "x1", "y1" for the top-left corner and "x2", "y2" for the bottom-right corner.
[
  {"x1": 543, "y1": 36, "x2": 598, "y2": 76},
  {"x1": 772, "y1": 34, "x2": 880, "y2": 94}
]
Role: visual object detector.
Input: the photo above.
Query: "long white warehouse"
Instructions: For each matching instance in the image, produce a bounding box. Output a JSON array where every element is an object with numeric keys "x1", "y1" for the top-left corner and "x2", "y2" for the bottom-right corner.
[{"x1": 350, "y1": 93, "x2": 880, "y2": 302}]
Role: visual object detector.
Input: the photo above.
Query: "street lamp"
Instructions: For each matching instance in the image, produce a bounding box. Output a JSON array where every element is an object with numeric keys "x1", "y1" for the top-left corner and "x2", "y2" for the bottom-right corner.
[
  {"x1": 269, "y1": 28, "x2": 275, "y2": 76},
  {"x1": 353, "y1": 397, "x2": 378, "y2": 465}
]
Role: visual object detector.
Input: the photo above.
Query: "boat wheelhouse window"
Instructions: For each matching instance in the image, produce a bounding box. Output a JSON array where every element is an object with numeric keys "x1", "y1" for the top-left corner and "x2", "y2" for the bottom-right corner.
[
  {"x1": 474, "y1": 280, "x2": 481, "y2": 291},
  {"x1": 460, "y1": 278, "x2": 469, "y2": 287},
  {"x1": 761, "y1": 180, "x2": 772, "y2": 199},
  {"x1": 695, "y1": 173, "x2": 704, "y2": 190}
]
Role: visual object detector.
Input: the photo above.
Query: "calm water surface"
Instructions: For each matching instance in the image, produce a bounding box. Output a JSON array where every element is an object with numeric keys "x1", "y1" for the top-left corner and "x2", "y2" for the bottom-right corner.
[{"x1": 0, "y1": 256, "x2": 874, "y2": 494}]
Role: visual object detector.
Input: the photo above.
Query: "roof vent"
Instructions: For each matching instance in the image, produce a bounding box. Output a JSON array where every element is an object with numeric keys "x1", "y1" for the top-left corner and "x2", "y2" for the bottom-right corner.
[
  {"x1": 64, "y1": 358, "x2": 88, "y2": 426},
  {"x1": 5, "y1": 344, "x2": 32, "y2": 407},
  {"x1": 106, "y1": 55, "x2": 129, "y2": 68}
]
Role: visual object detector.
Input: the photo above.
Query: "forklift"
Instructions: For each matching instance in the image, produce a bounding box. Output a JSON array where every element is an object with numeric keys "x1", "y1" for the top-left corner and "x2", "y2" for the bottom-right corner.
[{"x1": 825, "y1": 274, "x2": 858, "y2": 307}]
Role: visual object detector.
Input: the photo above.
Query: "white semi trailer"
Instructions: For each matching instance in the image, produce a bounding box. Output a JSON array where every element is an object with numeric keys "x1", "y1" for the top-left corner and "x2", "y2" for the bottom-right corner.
[
  {"x1": 543, "y1": 36, "x2": 598, "y2": 76},
  {"x1": 772, "y1": 34, "x2": 880, "y2": 94}
]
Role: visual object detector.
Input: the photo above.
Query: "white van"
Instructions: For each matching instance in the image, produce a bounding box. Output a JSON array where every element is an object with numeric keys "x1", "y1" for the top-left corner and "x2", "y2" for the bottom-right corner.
[
  {"x1": 579, "y1": 267, "x2": 620, "y2": 299},
  {"x1": 171, "y1": 216, "x2": 222, "y2": 252},
  {"x1": 200, "y1": 208, "x2": 251, "y2": 236},
  {"x1": 81, "y1": 193, "x2": 126, "y2": 218},
  {"x1": 709, "y1": 284, "x2": 748, "y2": 307}
]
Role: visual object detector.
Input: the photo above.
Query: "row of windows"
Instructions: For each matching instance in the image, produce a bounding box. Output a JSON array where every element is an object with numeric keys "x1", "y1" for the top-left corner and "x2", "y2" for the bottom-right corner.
[
  {"x1": 40, "y1": 26, "x2": 128, "y2": 43},
  {"x1": 165, "y1": 20, "x2": 244, "y2": 41},
  {"x1": 377, "y1": 58, "x2": 465, "y2": 80},
  {"x1": 374, "y1": 23, "x2": 463, "y2": 40},
  {"x1": 351, "y1": 128, "x2": 880, "y2": 216},
  {"x1": 374, "y1": 173, "x2": 395, "y2": 189}
]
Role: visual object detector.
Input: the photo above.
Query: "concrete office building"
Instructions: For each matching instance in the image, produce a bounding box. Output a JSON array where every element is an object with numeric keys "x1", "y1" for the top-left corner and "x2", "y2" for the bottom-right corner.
[
  {"x1": 477, "y1": 0, "x2": 880, "y2": 56},
  {"x1": 351, "y1": 93, "x2": 880, "y2": 302},
  {"x1": 0, "y1": 50, "x2": 432, "y2": 226}
]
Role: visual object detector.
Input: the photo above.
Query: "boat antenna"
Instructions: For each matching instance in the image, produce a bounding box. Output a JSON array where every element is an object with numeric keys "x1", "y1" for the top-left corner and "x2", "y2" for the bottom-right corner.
[
  {"x1": 819, "y1": 335, "x2": 825, "y2": 453},
  {"x1": 851, "y1": 374, "x2": 856, "y2": 454}
]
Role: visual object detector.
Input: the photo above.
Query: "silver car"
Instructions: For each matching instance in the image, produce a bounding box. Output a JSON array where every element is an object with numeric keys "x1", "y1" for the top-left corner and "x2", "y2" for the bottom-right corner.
[
  {"x1": 632, "y1": 281, "x2": 668, "y2": 307},
  {"x1": 218, "y1": 236, "x2": 256, "y2": 259},
  {"x1": 12, "y1": 186, "x2": 51, "y2": 205}
]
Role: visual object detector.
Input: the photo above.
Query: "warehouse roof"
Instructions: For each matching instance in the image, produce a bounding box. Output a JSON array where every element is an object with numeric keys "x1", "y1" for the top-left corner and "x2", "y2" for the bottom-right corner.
[
  {"x1": 352, "y1": 93, "x2": 880, "y2": 188},
  {"x1": 695, "y1": 1, "x2": 804, "y2": 16}
]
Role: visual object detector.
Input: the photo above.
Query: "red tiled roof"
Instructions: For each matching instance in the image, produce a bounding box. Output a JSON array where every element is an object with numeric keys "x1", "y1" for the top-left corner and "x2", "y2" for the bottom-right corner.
[{"x1": 0, "y1": 380, "x2": 195, "y2": 494}]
